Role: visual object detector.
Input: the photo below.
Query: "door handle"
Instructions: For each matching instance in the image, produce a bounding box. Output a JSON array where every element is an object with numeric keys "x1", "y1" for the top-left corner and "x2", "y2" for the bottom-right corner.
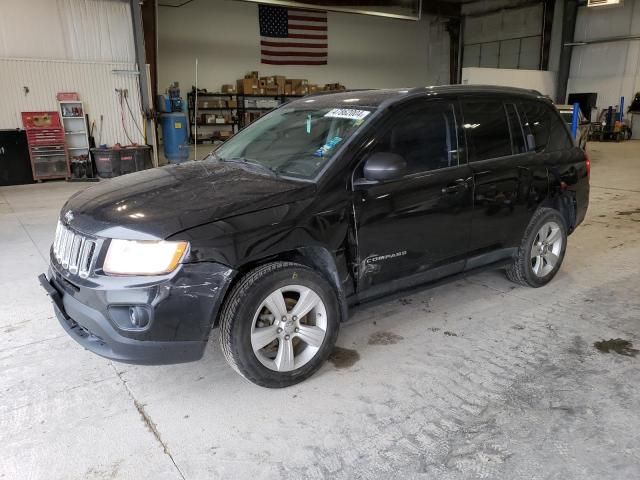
[{"x1": 442, "y1": 179, "x2": 468, "y2": 194}]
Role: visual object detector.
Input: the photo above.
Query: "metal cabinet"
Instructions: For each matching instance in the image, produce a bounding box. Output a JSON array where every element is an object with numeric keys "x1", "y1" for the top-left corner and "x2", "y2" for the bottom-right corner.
[{"x1": 21, "y1": 111, "x2": 70, "y2": 181}]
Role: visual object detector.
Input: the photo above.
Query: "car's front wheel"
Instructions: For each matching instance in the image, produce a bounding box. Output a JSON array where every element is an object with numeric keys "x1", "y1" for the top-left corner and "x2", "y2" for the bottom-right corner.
[
  {"x1": 506, "y1": 207, "x2": 568, "y2": 287},
  {"x1": 219, "y1": 262, "x2": 339, "y2": 388}
]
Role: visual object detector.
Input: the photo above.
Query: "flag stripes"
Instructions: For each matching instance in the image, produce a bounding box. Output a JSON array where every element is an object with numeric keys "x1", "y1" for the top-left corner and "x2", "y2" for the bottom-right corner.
[{"x1": 258, "y1": 5, "x2": 327, "y2": 65}]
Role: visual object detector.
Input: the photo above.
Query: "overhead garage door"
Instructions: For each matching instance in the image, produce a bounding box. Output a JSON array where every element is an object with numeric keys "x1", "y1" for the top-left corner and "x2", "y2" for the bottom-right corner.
[{"x1": 463, "y1": 3, "x2": 544, "y2": 70}]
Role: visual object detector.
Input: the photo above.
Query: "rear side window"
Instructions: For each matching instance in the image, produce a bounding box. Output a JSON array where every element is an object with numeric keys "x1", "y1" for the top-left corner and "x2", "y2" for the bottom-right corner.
[
  {"x1": 521, "y1": 100, "x2": 573, "y2": 152},
  {"x1": 461, "y1": 100, "x2": 512, "y2": 162},
  {"x1": 547, "y1": 108, "x2": 574, "y2": 151}
]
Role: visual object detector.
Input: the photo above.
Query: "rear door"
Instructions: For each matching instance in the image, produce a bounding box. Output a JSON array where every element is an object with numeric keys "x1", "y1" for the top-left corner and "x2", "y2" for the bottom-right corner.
[
  {"x1": 520, "y1": 99, "x2": 587, "y2": 226},
  {"x1": 352, "y1": 99, "x2": 473, "y2": 292},
  {"x1": 461, "y1": 97, "x2": 547, "y2": 263}
]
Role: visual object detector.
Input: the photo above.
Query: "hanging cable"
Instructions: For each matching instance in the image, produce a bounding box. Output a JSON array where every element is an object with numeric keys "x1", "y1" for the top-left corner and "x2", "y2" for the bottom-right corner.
[
  {"x1": 117, "y1": 90, "x2": 134, "y2": 145},
  {"x1": 124, "y1": 93, "x2": 145, "y2": 141}
]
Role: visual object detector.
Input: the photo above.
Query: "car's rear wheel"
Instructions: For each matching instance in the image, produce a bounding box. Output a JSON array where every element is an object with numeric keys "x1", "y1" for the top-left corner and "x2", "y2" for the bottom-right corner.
[
  {"x1": 506, "y1": 208, "x2": 567, "y2": 287},
  {"x1": 219, "y1": 262, "x2": 339, "y2": 388}
]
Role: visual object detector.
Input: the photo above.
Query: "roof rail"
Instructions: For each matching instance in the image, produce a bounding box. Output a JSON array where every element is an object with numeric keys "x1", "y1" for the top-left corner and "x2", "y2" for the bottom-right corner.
[
  {"x1": 405, "y1": 85, "x2": 545, "y2": 98},
  {"x1": 302, "y1": 89, "x2": 371, "y2": 98}
]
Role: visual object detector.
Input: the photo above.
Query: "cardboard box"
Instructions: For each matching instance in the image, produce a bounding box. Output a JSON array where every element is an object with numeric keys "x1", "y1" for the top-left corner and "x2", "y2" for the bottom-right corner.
[
  {"x1": 226, "y1": 99, "x2": 238, "y2": 108},
  {"x1": 284, "y1": 83, "x2": 292, "y2": 95},
  {"x1": 265, "y1": 85, "x2": 279, "y2": 96},
  {"x1": 245, "y1": 71, "x2": 259, "y2": 79},
  {"x1": 221, "y1": 84, "x2": 236, "y2": 93},
  {"x1": 275, "y1": 75, "x2": 286, "y2": 87},
  {"x1": 237, "y1": 78, "x2": 258, "y2": 95}
]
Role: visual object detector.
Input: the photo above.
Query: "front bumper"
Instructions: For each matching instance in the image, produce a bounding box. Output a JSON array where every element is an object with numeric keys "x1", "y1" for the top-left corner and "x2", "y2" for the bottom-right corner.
[{"x1": 39, "y1": 261, "x2": 235, "y2": 365}]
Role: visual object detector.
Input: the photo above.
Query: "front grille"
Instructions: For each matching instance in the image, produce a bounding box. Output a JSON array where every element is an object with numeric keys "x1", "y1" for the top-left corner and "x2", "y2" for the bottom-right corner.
[{"x1": 53, "y1": 221, "x2": 97, "y2": 278}]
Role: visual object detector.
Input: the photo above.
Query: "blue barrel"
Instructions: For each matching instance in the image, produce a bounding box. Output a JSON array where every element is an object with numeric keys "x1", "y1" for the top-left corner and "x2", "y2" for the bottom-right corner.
[{"x1": 160, "y1": 113, "x2": 189, "y2": 163}]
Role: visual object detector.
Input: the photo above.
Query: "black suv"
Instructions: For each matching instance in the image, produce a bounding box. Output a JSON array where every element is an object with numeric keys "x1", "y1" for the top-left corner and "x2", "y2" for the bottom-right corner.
[{"x1": 40, "y1": 86, "x2": 589, "y2": 387}]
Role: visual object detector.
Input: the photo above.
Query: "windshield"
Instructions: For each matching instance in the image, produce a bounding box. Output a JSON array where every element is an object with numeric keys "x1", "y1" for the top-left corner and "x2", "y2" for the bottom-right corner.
[{"x1": 211, "y1": 104, "x2": 374, "y2": 179}]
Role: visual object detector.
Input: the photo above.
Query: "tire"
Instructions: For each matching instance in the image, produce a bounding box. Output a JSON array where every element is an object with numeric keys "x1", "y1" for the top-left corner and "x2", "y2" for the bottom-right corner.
[
  {"x1": 219, "y1": 261, "x2": 340, "y2": 388},
  {"x1": 506, "y1": 208, "x2": 568, "y2": 288}
]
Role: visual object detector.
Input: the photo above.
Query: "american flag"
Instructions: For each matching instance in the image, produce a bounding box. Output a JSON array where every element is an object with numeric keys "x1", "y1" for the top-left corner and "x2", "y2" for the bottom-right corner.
[{"x1": 258, "y1": 5, "x2": 328, "y2": 65}]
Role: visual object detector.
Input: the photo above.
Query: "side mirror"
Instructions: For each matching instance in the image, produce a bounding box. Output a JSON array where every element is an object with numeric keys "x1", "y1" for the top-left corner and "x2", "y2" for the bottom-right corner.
[{"x1": 362, "y1": 152, "x2": 407, "y2": 182}]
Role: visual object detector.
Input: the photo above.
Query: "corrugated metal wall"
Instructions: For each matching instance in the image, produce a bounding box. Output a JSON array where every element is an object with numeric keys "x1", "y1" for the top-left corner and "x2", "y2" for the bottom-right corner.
[
  {"x1": 568, "y1": 0, "x2": 640, "y2": 109},
  {"x1": 463, "y1": 3, "x2": 544, "y2": 70},
  {"x1": 0, "y1": 58, "x2": 144, "y2": 145},
  {"x1": 0, "y1": 0, "x2": 144, "y2": 146},
  {"x1": 0, "y1": 0, "x2": 134, "y2": 62}
]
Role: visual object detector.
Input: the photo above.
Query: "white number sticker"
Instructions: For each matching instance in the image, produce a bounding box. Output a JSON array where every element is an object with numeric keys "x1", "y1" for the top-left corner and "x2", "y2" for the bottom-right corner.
[{"x1": 324, "y1": 108, "x2": 371, "y2": 120}]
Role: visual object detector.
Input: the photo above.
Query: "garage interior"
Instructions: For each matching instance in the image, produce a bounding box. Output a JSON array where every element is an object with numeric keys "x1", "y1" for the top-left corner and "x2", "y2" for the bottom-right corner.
[{"x1": 1, "y1": 0, "x2": 640, "y2": 479}]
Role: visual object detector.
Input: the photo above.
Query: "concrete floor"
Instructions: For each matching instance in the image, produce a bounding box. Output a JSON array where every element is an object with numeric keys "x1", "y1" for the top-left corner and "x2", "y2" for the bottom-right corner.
[{"x1": 1, "y1": 142, "x2": 639, "y2": 479}]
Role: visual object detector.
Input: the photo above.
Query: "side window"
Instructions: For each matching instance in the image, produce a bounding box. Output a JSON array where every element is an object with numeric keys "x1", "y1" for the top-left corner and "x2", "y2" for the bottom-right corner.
[
  {"x1": 461, "y1": 100, "x2": 512, "y2": 162},
  {"x1": 520, "y1": 100, "x2": 550, "y2": 152},
  {"x1": 546, "y1": 108, "x2": 574, "y2": 151},
  {"x1": 367, "y1": 101, "x2": 459, "y2": 175},
  {"x1": 505, "y1": 103, "x2": 527, "y2": 154},
  {"x1": 521, "y1": 100, "x2": 573, "y2": 152}
]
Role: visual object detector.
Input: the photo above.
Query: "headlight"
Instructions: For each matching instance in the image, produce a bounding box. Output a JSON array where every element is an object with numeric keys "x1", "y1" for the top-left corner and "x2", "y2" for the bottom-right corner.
[{"x1": 103, "y1": 239, "x2": 188, "y2": 275}]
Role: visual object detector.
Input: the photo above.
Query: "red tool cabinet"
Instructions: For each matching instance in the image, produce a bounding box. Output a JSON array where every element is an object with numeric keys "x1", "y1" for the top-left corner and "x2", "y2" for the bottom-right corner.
[{"x1": 21, "y1": 111, "x2": 70, "y2": 181}]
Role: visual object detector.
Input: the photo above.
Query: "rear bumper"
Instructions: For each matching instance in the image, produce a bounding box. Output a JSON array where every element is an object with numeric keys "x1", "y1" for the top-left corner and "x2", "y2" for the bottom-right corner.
[{"x1": 39, "y1": 261, "x2": 235, "y2": 365}]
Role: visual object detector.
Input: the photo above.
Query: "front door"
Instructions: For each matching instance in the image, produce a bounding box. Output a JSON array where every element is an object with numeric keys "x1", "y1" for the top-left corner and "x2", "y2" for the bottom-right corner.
[{"x1": 352, "y1": 100, "x2": 473, "y2": 293}]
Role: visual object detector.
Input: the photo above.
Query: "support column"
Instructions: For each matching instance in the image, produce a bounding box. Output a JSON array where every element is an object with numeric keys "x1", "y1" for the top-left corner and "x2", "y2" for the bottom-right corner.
[
  {"x1": 556, "y1": 0, "x2": 579, "y2": 103},
  {"x1": 446, "y1": 18, "x2": 462, "y2": 85},
  {"x1": 130, "y1": 0, "x2": 155, "y2": 154}
]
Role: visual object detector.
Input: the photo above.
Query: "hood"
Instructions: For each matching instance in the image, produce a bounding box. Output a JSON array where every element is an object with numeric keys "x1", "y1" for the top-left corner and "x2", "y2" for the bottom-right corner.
[{"x1": 62, "y1": 160, "x2": 316, "y2": 240}]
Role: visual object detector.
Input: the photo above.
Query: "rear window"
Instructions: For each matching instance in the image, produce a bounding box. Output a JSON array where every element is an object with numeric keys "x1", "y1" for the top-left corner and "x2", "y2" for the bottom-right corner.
[{"x1": 461, "y1": 100, "x2": 512, "y2": 162}]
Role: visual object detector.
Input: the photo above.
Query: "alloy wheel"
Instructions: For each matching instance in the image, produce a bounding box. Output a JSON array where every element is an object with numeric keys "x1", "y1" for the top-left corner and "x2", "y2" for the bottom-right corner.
[
  {"x1": 530, "y1": 220, "x2": 563, "y2": 277},
  {"x1": 250, "y1": 285, "x2": 328, "y2": 372}
]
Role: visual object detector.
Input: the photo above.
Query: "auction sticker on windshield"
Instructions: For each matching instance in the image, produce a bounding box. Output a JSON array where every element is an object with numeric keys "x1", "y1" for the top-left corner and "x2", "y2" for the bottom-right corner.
[{"x1": 324, "y1": 108, "x2": 371, "y2": 120}]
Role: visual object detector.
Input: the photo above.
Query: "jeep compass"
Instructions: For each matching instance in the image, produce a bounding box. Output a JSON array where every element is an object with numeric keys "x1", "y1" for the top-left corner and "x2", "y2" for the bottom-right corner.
[{"x1": 40, "y1": 86, "x2": 590, "y2": 387}]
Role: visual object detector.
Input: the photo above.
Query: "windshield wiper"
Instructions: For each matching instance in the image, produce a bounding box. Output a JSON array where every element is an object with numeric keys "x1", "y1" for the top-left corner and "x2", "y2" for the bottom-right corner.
[{"x1": 219, "y1": 156, "x2": 277, "y2": 177}]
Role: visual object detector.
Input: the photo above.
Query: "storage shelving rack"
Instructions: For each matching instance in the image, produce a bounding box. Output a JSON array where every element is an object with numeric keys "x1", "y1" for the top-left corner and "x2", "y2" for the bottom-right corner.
[
  {"x1": 21, "y1": 111, "x2": 70, "y2": 181},
  {"x1": 188, "y1": 91, "x2": 238, "y2": 144},
  {"x1": 59, "y1": 100, "x2": 90, "y2": 176},
  {"x1": 237, "y1": 94, "x2": 305, "y2": 129}
]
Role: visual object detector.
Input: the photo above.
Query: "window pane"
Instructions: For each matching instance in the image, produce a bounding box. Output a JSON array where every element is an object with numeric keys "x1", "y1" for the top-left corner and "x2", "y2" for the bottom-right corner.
[
  {"x1": 521, "y1": 100, "x2": 573, "y2": 152},
  {"x1": 371, "y1": 103, "x2": 458, "y2": 174},
  {"x1": 520, "y1": 101, "x2": 550, "y2": 152},
  {"x1": 506, "y1": 103, "x2": 526, "y2": 154},
  {"x1": 463, "y1": 44, "x2": 481, "y2": 68},
  {"x1": 547, "y1": 109, "x2": 574, "y2": 151},
  {"x1": 480, "y1": 42, "x2": 499, "y2": 68},
  {"x1": 461, "y1": 101, "x2": 512, "y2": 161},
  {"x1": 519, "y1": 36, "x2": 541, "y2": 69},
  {"x1": 499, "y1": 39, "x2": 520, "y2": 69}
]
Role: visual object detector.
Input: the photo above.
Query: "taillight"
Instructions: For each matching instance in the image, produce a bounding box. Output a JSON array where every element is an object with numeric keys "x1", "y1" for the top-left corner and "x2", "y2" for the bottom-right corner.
[{"x1": 584, "y1": 152, "x2": 591, "y2": 180}]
